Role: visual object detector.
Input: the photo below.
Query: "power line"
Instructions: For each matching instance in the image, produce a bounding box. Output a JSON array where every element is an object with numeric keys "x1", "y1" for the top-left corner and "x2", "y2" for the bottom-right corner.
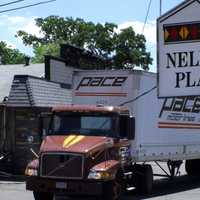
[
  {"x1": 0, "y1": 0, "x2": 56, "y2": 14},
  {"x1": 119, "y1": 86, "x2": 157, "y2": 106},
  {"x1": 142, "y1": 0, "x2": 152, "y2": 34},
  {"x1": 0, "y1": 0, "x2": 25, "y2": 8}
]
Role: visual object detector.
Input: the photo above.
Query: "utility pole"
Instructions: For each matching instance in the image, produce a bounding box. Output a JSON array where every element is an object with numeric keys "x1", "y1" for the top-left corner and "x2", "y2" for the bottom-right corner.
[{"x1": 160, "y1": 0, "x2": 162, "y2": 16}]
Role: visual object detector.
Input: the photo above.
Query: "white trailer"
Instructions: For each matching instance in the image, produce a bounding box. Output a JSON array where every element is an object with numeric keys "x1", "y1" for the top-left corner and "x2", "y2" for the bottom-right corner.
[{"x1": 72, "y1": 69, "x2": 200, "y2": 175}]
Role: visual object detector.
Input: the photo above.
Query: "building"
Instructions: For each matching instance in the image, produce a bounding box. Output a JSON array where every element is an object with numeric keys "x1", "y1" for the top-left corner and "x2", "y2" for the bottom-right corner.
[
  {"x1": 0, "y1": 73, "x2": 72, "y2": 173},
  {"x1": 0, "y1": 44, "x2": 111, "y2": 174},
  {"x1": 0, "y1": 63, "x2": 44, "y2": 102}
]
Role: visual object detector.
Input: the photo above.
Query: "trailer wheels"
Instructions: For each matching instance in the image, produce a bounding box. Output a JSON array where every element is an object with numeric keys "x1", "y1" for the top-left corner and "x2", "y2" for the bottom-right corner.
[
  {"x1": 185, "y1": 159, "x2": 200, "y2": 176},
  {"x1": 133, "y1": 164, "x2": 153, "y2": 195},
  {"x1": 33, "y1": 191, "x2": 54, "y2": 200}
]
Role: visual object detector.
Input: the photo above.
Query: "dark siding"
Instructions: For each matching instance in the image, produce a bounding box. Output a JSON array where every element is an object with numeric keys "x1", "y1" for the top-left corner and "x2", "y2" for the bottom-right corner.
[
  {"x1": 7, "y1": 75, "x2": 72, "y2": 107},
  {"x1": 45, "y1": 56, "x2": 51, "y2": 80},
  {"x1": 28, "y1": 77, "x2": 72, "y2": 107},
  {"x1": 7, "y1": 76, "x2": 31, "y2": 107}
]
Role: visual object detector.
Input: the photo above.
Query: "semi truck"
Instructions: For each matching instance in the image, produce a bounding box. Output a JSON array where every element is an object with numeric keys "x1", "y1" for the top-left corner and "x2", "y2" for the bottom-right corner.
[{"x1": 25, "y1": 70, "x2": 200, "y2": 200}]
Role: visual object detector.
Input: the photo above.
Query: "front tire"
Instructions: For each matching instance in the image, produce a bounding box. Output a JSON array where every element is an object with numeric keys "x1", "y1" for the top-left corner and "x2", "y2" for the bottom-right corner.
[
  {"x1": 133, "y1": 164, "x2": 153, "y2": 195},
  {"x1": 33, "y1": 191, "x2": 54, "y2": 200},
  {"x1": 103, "y1": 171, "x2": 125, "y2": 200}
]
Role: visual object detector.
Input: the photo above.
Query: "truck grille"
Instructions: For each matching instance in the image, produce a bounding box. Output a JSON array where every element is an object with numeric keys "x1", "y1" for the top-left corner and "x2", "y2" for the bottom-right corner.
[{"x1": 40, "y1": 153, "x2": 84, "y2": 179}]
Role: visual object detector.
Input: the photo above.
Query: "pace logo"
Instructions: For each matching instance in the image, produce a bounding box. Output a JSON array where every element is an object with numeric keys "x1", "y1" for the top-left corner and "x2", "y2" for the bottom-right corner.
[
  {"x1": 159, "y1": 96, "x2": 200, "y2": 118},
  {"x1": 158, "y1": 97, "x2": 200, "y2": 129},
  {"x1": 76, "y1": 76, "x2": 128, "y2": 90}
]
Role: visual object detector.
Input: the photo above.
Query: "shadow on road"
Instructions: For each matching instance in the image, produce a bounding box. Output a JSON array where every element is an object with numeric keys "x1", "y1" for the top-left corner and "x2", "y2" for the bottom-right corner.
[
  {"x1": 1, "y1": 174, "x2": 200, "y2": 200},
  {"x1": 57, "y1": 175, "x2": 200, "y2": 200},
  {"x1": 0, "y1": 174, "x2": 25, "y2": 182},
  {"x1": 124, "y1": 175, "x2": 200, "y2": 200}
]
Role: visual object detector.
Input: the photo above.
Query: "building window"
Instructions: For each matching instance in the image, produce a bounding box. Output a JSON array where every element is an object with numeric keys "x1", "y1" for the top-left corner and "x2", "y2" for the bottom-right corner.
[{"x1": 15, "y1": 110, "x2": 40, "y2": 144}]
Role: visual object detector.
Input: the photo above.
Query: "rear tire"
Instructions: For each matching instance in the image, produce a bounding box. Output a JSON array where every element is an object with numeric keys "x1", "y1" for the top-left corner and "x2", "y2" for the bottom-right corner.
[
  {"x1": 33, "y1": 191, "x2": 54, "y2": 200},
  {"x1": 133, "y1": 164, "x2": 153, "y2": 195},
  {"x1": 185, "y1": 159, "x2": 200, "y2": 176}
]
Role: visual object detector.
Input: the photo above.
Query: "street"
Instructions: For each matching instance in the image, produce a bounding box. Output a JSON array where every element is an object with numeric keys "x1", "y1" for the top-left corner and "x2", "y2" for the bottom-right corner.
[{"x1": 1, "y1": 162, "x2": 200, "y2": 200}]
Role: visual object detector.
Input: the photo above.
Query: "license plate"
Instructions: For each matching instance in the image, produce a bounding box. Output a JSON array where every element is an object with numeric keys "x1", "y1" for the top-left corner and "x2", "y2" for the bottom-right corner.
[{"x1": 56, "y1": 182, "x2": 67, "y2": 189}]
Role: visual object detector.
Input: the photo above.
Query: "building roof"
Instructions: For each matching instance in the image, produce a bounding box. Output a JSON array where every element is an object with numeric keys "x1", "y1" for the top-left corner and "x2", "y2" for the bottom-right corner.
[
  {"x1": 6, "y1": 75, "x2": 72, "y2": 107},
  {"x1": 0, "y1": 63, "x2": 44, "y2": 102}
]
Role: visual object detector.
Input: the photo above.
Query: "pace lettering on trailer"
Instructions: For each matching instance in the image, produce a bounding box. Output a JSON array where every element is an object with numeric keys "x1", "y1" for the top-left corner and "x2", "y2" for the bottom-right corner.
[
  {"x1": 76, "y1": 76, "x2": 128, "y2": 90},
  {"x1": 159, "y1": 96, "x2": 200, "y2": 118},
  {"x1": 158, "y1": 97, "x2": 200, "y2": 128}
]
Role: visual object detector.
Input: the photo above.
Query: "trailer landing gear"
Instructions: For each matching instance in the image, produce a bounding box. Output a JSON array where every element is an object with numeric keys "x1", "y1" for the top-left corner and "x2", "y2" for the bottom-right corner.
[
  {"x1": 154, "y1": 160, "x2": 182, "y2": 179},
  {"x1": 167, "y1": 160, "x2": 182, "y2": 179}
]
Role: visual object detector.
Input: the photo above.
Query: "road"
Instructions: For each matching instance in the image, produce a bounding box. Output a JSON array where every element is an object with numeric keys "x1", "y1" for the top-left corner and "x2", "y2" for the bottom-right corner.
[{"x1": 1, "y1": 162, "x2": 200, "y2": 200}]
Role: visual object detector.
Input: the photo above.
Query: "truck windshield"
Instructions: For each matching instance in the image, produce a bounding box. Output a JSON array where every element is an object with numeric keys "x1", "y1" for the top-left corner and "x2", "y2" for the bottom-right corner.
[{"x1": 50, "y1": 113, "x2": 116, "y2": 137}]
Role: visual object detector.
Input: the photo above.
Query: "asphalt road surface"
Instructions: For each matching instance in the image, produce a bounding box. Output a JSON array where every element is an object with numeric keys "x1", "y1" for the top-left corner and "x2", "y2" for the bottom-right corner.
[{"x1": 1, "y1": 162, "x2": 200, "y2": 200}]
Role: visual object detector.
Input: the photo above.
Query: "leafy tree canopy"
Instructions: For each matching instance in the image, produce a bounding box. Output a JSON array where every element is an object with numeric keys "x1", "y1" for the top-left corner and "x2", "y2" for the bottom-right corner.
[
  {"x1": 32, "y1": 43, "x2": 59, "y2": 63},
  {"x1": 17, "y1": 16, "x2": 152, "y2": 69},
  {"x1": 0, "y1": 41, "x2": 26, "y2": 64}
]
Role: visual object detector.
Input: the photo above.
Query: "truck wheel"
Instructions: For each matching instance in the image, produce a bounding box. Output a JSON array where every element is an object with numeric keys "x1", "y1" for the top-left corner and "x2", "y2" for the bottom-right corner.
[
  {"x1": 185, "y1": 159, "x2": 200, "y2": 176},
  {"x1": 33, "y1": 191, "x2": 54, "y2": 200},
  {"x1": 103, "y1": 171, "x2": 125, "y2": 200},
  {"x1": 134, "y1": 164, "x2": 153, "y2": 194}
]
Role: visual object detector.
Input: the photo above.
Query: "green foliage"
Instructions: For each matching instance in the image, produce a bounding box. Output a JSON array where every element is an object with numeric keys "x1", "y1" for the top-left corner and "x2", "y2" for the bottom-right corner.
[
  {"x1": 32, "y1": 43, "x2": 60, "y2": 63},
  {"x1": 0, "y1": 41, "x2": 26, "y2": 64},
  {"x1": 113, "y1": 27, "x2": 152, "y2": 70},
  {"x1": 17, "y1": 16, "x2": 153, "y2": 69}
]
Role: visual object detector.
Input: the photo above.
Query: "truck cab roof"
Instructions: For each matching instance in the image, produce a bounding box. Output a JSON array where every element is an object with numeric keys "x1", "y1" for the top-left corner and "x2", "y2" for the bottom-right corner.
[{"x1": 52, "y1": 105, "x2": 129, "y2": 115}]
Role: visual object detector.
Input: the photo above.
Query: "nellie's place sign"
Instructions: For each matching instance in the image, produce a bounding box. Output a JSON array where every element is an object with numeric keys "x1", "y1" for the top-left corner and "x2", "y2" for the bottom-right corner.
[
  {"x1": 167, "y1": 50, "x2": 200, "y2": 88},
  {"x1": 157, "y1": 0, "x2": 200, "y2": 97}
]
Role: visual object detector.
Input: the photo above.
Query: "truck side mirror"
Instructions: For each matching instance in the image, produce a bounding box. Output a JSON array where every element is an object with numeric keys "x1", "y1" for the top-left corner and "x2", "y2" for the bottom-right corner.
[
  {"x1": 119, "y1": 115, "x2": 135, "y2": 140},
  {"x1": 128, "y1": 117, "x2": 135, "y2": 140}
]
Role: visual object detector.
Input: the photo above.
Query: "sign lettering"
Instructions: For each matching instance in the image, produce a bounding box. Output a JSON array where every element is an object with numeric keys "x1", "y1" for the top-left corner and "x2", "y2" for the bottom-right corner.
[
  {"x1": 76, "y1": 76, "x2": 127, "y2": 90},
  {"x1": 159, "y1": 96, "x2": 200, "y2": 118}
]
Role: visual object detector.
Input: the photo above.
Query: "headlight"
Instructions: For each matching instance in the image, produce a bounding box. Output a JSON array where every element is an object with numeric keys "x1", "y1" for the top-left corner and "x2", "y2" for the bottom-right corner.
[
  {"x1": 88, "y1": 170, "x2": 113, "y2": 180},
  {"x1": 25, "y1": 168, "x2": 38, "y2": 176}
]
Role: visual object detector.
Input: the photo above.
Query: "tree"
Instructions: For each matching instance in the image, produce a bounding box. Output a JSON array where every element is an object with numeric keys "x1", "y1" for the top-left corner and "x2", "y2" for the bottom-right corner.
[
  {"x1": 17, "y1": 16, "x2": 152, "y2": 69},
  {"x1": 0, "y1": 41, "x2": 26, "y2": 64},
  {"x1": 113, "y1": 27, "x2": 152, "y2": 70},
  {"x1": 32, "y1": 43, "x2": 60, "y2": 63}
]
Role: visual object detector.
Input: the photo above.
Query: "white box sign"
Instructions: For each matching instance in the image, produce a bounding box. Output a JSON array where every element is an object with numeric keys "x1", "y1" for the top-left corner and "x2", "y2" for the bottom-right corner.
[{"x1": 158, "y1": 0, "x2": 200, "y2": 97}]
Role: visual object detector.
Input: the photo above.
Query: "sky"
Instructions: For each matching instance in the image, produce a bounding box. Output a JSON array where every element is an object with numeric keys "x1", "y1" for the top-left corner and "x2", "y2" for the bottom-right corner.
[{"x1": 0, "y1": 0, "x2": 184, "y2": 71}]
